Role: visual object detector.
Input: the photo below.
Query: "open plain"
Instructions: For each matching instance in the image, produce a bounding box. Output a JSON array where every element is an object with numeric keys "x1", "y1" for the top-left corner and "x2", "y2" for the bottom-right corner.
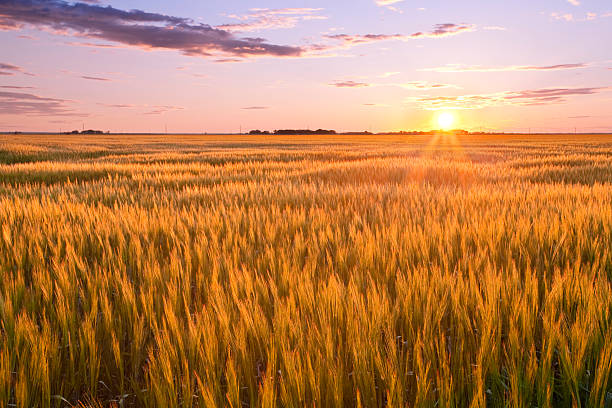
[{"x1": 1, "y1": 133, "x2": 612, "y2": 407}]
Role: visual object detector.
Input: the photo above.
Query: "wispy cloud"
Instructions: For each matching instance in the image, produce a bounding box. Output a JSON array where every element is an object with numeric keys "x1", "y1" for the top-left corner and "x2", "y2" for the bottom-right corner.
[
  {"x1": 363, "y1": 103, "x2": 391, "y2": 107},
  {"x1": 567, "y1": 0, "x2": 581, "y2": 6},
  {"x1": 330, "y1": 80, "x2": 455, "y2": 90},
  {"x1": 375, "y1": 0, "x2": 405, "y2": 12},
  {"x1": 96, "y1": 102, "x2": 182, "y2": 115},
  {"x1": 0, "y1": 91, "x2": 85, "y2": 116},
  {"x1": 410, "y1": 23, "x2": 476, "y2": 38},
  {"x1": 379, "y1": 72, "x2": 401, "y2": 78},
  {"x1": 97, "y1": 103, "x2": 135, "y2": 109},
  {"x1": 218, "y1": 8, "x2": 327, "y2": 33},
  {"x1": 322, "y1": 23, "x2": 476, "y2": 50},
  {"x1": 421, "y1": 63, "x2": 588, "y2": 73},
  {"x1": 0, "y1": 0, "x2": 304, "y2": 58},
  {"x1": 376, "y1": 0, "x2": 404, "y2": 6},
  {"x1": 550, "y1": 11, "x2": 611, "y2": 21},
  {"x1": 0, "y1": 85, "x2": 35, "y2": 90},
  {"x1": 330, "y1": 80, "x2": 370, "y2": 88},
  {"x1": 409, "y1": 87, "x2": 610, "y2": 110},
  {"x1": 241, "y1": 106, "x2": 270, "y2": 110},
  {"x1": 551, "y1": 12, "x2": 574, "y2": 21},
  {"x1": 395, "y1": 82, "x2": 456, "y2": 90},
  {"x1": 324, "y1": 33, "x2": 406, "y2": 46},
  {"x1": 143, "y1": 105, "x2": 183, "y2": 115},
  {"x1": 0, "y1": 63, "x2": 33, "y2": 76},
  {"x1": 81, "y1": 75, "x2": 111, "y2": 81}
]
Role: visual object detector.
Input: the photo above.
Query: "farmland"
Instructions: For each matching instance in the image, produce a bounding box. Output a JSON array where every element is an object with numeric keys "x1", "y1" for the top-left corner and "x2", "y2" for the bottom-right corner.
[{"x1": 0, "y1": 133, "x2": 612, "y2": 407}]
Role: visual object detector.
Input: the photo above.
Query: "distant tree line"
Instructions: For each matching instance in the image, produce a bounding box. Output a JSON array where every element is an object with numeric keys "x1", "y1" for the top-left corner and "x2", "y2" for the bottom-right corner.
[
  {"x1": 250, "y1": 129, "x2": 337, "y2": 135},
  {"x1": 248, "y1": 129, "x2": 475, "y2": 136},
  {"x1": 65, "y1": 129, "x2": 106, "y2": 135}
]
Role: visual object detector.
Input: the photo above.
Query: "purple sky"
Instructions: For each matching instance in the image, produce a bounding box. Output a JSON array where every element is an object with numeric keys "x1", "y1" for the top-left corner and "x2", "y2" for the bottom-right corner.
[{"x1": 1, "y1": 0, "x2": 611, "y2": 133}]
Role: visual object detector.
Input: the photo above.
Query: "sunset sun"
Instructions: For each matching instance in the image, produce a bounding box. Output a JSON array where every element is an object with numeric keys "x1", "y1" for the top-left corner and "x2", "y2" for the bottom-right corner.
[{"x1": 437, "y1": 112, "x2": 456, "y2": 130}]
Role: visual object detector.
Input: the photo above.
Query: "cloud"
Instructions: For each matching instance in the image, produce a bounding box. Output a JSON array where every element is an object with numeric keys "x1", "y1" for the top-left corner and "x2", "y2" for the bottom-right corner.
[
  {"x1": 0, "y1": 62, "x2": 33, "y2": 76},
  {"x1": 483, "y1": 26, "x2": 507, "y2": 31},
  {"x1": 363, "y1": 103, "x2": 390, "y2": 107},
  {"x1": 376, "y1": 0, "x2": 404, "y2": 6},
  {"x1": 394, "y1": 82, "x2": 455, "y2": 90},
  {"x1": 218, "y1": 8, "x2": 327, "y2": 33},
  {"x1": 97, "y1": 103, "x2": 135, "y2": 108},
  {"x1": 379, "y1": 71, "x2": 400, "y2": 78},
  {"x1": 241, "y1": 106, "x2": 270, "y2": 110},
  {"x1": 0, "y1": 63, "x2": 21, "y2": 76},
  {"x1": 330, "y1": 80, "x2": 370, "y2": 88},
  {"x1": 551, "y1": 12, "x2": 574, "y2": 21},
  {"x1": 64, "y1": 41, "x2": 120, "y2": 48},
  {"x1": 96, "y1": 102, "x2": 181, "y2": 114},
  {"x1": 567, "y1": 0, "x2": 580, "y2": 6},
  {"x1": 143, "y1": 105, "x2": 183, "y2": 115},
  {"x1": 421, "y1": 63, "x2": 588, "y2": 72},
  {"x1": 0, "y1": 85, "x2": 35, "y2": 89},
  {"x1": 0, "y1": 90, "x2": 86, "y2": 116},
  {"x1": 214, "y1": 58, "x2": 245, "y2": 63},
  {"x1": 0, "y1": 0, "x2": 303, "y2": 58},
  {"x1": 330, "y1": 80, "x2": 455, "y2": 90},
  {"x1": 409, "y1": 23, "x2": 476, "y2": 38},
  {"x1": 551, "y1": 11, "x2": 611, "y2": 21},
  {"x1": 375, "y1": 0, "x2": 405, "y2": 12},
  {"x1": 322, "y1": 23, "x2": 475, "y2": 49},
  {"x1": 324, "y1": 33, "x2": 406, "y2": 46},
  {"x1": 409, "y1": 87, "x2": 610, "y2": 110},
  {"x1": 81, "y1": 75, "x2": 110, "y2": 81}
]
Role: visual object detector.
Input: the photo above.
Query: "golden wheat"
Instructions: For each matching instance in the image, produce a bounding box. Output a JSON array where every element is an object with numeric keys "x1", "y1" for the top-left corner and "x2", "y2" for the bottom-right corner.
[{"x1": 0, "y1": 133, "x2": 611, "y2": 407}]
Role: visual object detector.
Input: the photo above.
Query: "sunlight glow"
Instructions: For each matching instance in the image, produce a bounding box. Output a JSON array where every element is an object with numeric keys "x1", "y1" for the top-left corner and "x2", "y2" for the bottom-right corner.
[{"x1": 437, "y1": 112, "x2": 456, "y2": 130}]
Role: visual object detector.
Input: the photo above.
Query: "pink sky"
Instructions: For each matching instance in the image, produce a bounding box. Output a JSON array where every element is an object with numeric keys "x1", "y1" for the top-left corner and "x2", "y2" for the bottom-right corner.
[{"x1": 1, "y1": 0, "x2": 611, "y2": 133}]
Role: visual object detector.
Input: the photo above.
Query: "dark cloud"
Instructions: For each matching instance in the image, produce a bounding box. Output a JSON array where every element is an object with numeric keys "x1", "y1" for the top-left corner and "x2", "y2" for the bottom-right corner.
[
  {"x1": 0, "y1": 90, "x2": 86, "y2": 116},
  {"x1": 331, "y1": 80, "x2": 370, "y2": 88},
  {"x1": 0, "y1": 62, "x2": 27, "y2": 76},
  {"x1": 0, "y1": 0, "x2": 303, "y2": 58}
]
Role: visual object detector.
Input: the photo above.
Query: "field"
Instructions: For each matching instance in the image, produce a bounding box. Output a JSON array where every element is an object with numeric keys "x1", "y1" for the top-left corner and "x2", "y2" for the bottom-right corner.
[{"x1": 1, "y1": 132, "x2": 612, "y2": 407}]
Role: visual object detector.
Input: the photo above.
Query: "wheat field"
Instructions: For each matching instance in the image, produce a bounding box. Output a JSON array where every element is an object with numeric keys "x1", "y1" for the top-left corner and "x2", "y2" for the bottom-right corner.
[{"x1": 1, "y1": 133, "x2": 612, "y2": 407}]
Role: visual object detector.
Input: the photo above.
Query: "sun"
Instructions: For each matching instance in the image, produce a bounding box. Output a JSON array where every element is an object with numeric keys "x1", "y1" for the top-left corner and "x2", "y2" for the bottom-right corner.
[{"x1": 437, "y1": 112, "x2": 456, "y2": 131}]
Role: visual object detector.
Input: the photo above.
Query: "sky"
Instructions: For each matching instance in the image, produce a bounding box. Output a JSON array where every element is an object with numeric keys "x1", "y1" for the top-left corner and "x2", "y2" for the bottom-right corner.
[{"x1": 1, "y1": 0, "x2": 611, "y2": 133}]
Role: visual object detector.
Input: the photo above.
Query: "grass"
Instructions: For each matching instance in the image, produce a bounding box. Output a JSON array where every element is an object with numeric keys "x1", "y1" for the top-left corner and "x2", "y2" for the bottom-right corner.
[{"x1": 0, "y1": 132, "x2": 612, "y2": 407}]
